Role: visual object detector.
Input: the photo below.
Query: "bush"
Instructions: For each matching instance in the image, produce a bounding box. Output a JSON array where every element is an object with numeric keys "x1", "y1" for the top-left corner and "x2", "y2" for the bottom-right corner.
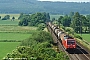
[
  {"x1": 37, "y1": 23, "x2": 45, "y2": 31},
  {"x1": 4, "y1": 30, "x2": 69, "y2": 60},
  {"x1": 74, "y1": 34, "x2": 82, "y2": 40}
]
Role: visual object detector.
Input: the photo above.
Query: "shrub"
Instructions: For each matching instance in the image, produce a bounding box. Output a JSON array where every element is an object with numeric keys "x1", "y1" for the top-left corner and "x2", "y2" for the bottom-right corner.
[{"x1": 74, "y1": 34, "x2": 82, "y2": 40}]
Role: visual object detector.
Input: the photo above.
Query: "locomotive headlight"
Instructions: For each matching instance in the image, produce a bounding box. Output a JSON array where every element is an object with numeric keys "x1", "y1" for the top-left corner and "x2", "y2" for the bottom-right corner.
[{"x1": 73, "y1": 45, "x2": 76, "y2": 48}]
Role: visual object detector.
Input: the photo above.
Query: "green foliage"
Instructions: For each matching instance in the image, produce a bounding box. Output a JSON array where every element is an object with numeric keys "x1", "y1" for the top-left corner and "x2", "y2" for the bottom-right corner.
[
  {"x1": 19, "y1": 18, "x2": 28, "y2": 26},
  {"x1": 65, "y1": 27, "x2": 74, "y2": 34},
  {"x1": 74, "y1": 34, "x2": 82, "y2": 40},
  {"x1": 4, "y1": 31, "x2": 69, "y2": 60},
  {"x1": 2, "y1": 15, "x2": 10, "y2": 20},
  {"x1": 70, "y1": 12, "x2": 90, "y2": 33},
  {"x1": 86, "y1": 15, "x2": 90, "y2": 33},
  {"x1": 4, "y1": 46, "x2": 69, "y2": 60},
  {"x1": 20, "y1": 31, "x2": 53, "y2": 47},
  {"x1": 61, "y1": 15, "x2": 71, "y2": 27},
  {"x1": 0, "y1": 16, "x2": 1, "y2": 19},
  {"x1": 33, "y1": 31, "x2": 53, "y2": 43},
  {"x1": 18, "y1": 12, "x2": 50, "y2": 26},
  {"x1": 69, "y1": 12, "x2": 74, "y2": 20},
  {"x1": 18, "y1": 13, "x2": 24, "y2": 20},
  {"x1": 70, "y1": 12, "x2": 82, "y2": 33},
  {"x1": 58, "y1": 16, "x2": 63, "y2": 26},
  {"x1": 38, "y1": 42, "x2": 52, "y2": 48},
  {"x1": 12, "y1": 16, "x2": 15, "y2": 21},
  {"x1": 56, "y1": 51, "x2": 69, "y2": 60},
  {"x1": 37, "y1": 23, "x2": 45, "y2": 31}
]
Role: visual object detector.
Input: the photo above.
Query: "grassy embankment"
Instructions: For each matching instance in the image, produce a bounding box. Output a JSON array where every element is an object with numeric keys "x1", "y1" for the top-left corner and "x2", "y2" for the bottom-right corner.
[
  {"x1": 78, "y1": 34, "x2": 90, "y2": 43},
  {"x1": 0, "y1": 14, "x2": 37, "y2": 59}
]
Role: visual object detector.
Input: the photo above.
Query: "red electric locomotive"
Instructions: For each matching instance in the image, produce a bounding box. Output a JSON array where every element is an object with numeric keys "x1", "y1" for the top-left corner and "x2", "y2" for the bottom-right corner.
[
  {"x1": 48, "y1": 22, "x2": 76, "y2": 50},
  {"x1": 59, "y1": 33, "x2": 76, "y2": 50}
]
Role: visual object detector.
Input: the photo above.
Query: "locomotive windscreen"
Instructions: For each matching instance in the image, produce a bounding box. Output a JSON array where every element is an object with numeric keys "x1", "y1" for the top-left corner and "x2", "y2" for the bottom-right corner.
[{"x1": 67, "y1": 40, "x2": 75, "y2": 45}]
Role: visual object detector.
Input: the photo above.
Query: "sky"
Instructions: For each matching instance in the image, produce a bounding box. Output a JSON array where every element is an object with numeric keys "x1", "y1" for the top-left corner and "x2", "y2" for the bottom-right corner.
[{"x1": 38, "y1": 0, "x2": 90, "y2": 2}]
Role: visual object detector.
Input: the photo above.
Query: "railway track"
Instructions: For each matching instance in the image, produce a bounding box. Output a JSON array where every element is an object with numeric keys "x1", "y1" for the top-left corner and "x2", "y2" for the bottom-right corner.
[{"x1": 46, "y1": 23, "x2": 90, "y2": 60}]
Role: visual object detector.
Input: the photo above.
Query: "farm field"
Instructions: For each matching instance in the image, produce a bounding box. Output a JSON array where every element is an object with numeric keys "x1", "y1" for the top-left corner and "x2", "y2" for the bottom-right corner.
[
  {"x1": 0, "y1": 14, "x2": 38, "y2": 59},
  {"x1": 78, "y1": 34, "x2": 90, "y2": 42},
  {"x1": 0, "y1": 22, "x2": 37, "y2": 41},
  {"x1": 0, "y1": 25, "x2": 37, "y2": 32},
  {"x1": 0, "y1": 32, "x2": 32, "y2": 41},
  {"x1": 0, "y1": 42, "x2": 20, "y2": 59},
  {"x1": 0, "y1": 20, "x2": 19, "y2": 25}
]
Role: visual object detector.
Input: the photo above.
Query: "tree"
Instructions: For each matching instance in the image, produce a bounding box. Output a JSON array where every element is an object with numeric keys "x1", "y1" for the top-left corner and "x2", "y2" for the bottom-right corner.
[
  {"x1": 46, "y1": 13, "x2": 50, "y2": 22},
  {"x1": 37, "y1": 23, "x2": 45, "y2": 31},
  {"x1": 61, "y1": 15, "x2": 71, "y2": 27},
  {"x1": 58, "y1": 16, "x2": 63, "y2": 27},
  {"x1": 69, "y1": 12, "x2": 74, "y2": 20},
  {"x1": 12, "y1": 16, "x2": 15, "y2": 21},
  {"x1": 71, "y1": 12, "x2": 82, "y2": 33},
  {"x1": 2, "y1": 15, "x2": 10, "y2": 20},
  {"x1": 19, "y1": 12, "x2": 48, "y2": 26},
  {"x1": 18, "y1": 13, "x2": 24, "y2": 20},
  {"x1": 86, "y1": 15, "x2": 90, "y2": 33},
  {"x1": 52, "y1": 18, "x2": 55, "y2": 22},
  {"x1": 18, "y1": 17, "x2": 28, "y2": 26},
  {"x1": 0, "y1": 16, "x2": 1, "y2": 19},
  {"x1": 80, "y1": 15, "x2": 88, "y2": 33}
]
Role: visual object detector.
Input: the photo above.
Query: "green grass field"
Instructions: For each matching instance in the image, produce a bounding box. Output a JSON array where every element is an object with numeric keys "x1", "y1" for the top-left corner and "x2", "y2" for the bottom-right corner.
[
  {"x1": 0, "y1": 42, "x2": 20, "y2": 59},
  {"x1": 0, "y1": 32, "x2": 32, "y2": 41},
  {"x1": 78, "y1": 34, "x2": 90, "y2": 43},
  {"x1": 0, "y1": 23, "x2": 37, "y2": 41},
  {"x1": 0, "y1": 25, "x2": 37, "y2": 32},
  {"x1": 0, "y1": 20, "x2": 19, "y2": 25},
  {"x1": 0, "y1": 14, "x2": 38, "y2": 59}
]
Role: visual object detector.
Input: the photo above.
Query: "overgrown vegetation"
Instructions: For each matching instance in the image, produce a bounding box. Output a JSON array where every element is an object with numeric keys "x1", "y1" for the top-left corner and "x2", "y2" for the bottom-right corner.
[{"x1": 3, "y1": 31, "x2": 69, "y2": 60}]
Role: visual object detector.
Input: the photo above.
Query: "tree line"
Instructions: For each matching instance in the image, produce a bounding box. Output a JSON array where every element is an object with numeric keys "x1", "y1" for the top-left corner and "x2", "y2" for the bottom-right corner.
[
  {"x1": 56, "y1": 12, "x2": 90, "y2": 33},
  {"x1": 18, "y1": 12, "x2": 50, "y2": 26},
  {"x1": 0, "y1": 15, "x2": 15, "y2": 20},
  {"x1": 1, "y1": 0, "x2": 90, "y2": 14}
]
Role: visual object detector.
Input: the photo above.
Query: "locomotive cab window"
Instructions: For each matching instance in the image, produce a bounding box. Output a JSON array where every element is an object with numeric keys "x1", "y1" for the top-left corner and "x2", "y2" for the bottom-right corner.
[{"x1": 67, "y1": 40, "x2": 75, "y2": 45}]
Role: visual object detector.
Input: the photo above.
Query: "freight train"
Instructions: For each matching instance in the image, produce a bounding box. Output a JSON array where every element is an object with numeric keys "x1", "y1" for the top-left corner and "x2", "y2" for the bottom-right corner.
[{"x1": 48, "y1": 22, "x2": 76, "y2": 50}]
